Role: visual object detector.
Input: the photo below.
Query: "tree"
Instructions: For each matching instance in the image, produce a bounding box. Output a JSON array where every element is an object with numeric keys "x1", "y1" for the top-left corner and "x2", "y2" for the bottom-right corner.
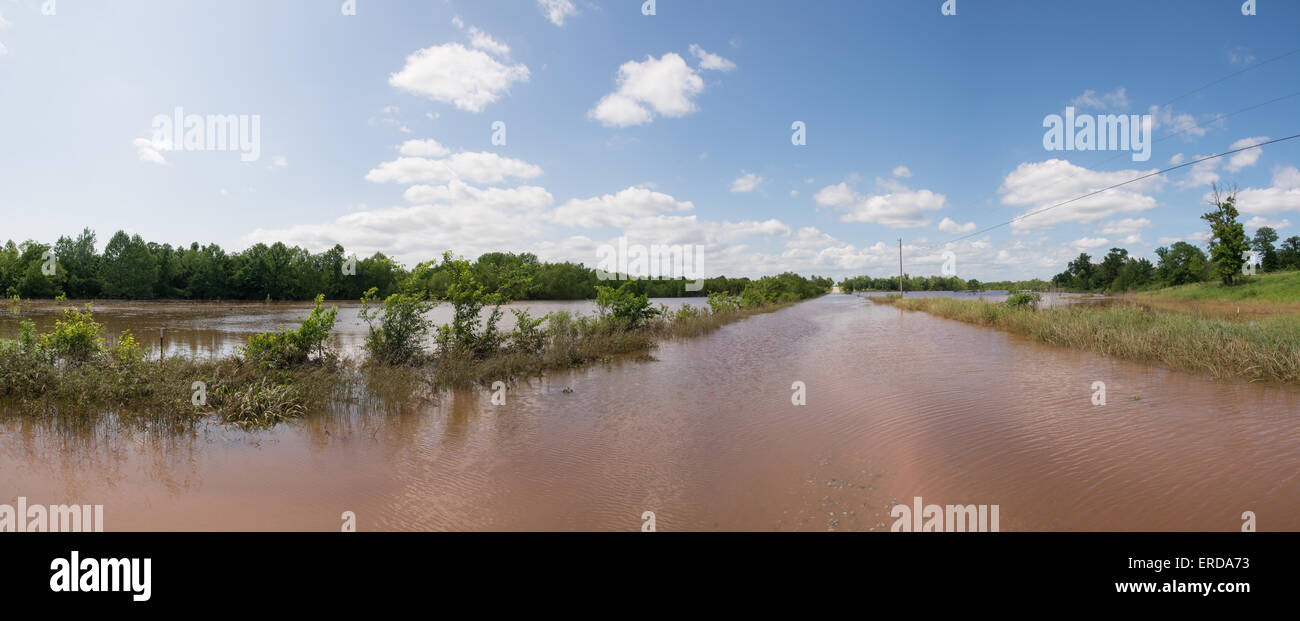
[
  {"x1": 1155, "y1": 242, "x2": 1208, "y2": 286},
  {"x1": 1252, "y1": 227, "x2": 1280, "y2": 273},
  {"x1": 53, "y1": 228, "x2": 101, "y2": 298},
  {"x1": 1097, "y1": 248, "x2": 1129, "y2": 290},
  {"x1": 99, "y1": 231, "x2": 158, "y2": 298},
  {"x1": 1200, "y1": 184, "x2": 1248, "y2": 285},
  {"x1": 1279, "y1": 236, "x2": 1300, "y2": 271}
]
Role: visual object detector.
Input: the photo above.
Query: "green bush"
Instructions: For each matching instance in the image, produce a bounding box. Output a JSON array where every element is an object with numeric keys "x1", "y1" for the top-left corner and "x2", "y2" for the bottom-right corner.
[
  {"x1": 360, "y1": 287, "x2": 436, "y2": 365},
  {"x1": 435, "y1": 252, "x2": 509, "y2": 357},
  {"x1": 508, "y1": 309, "x2": 548, "y2": 354},
  {"x1": 40, "y1": 304, "x2": 104, "y2": 365},
  {"x1": 1003, "y1": 292, "x2": 1041, "y2": 310},
  {"x1": 240, "y1": 295, "x2": 338, "y2": 370},
  {"x1": 595, "y1": 283, "x2": 660, "y2": 328},
  {"x1": 706, "y1": 293, "x2": 740, "y2": 314}
]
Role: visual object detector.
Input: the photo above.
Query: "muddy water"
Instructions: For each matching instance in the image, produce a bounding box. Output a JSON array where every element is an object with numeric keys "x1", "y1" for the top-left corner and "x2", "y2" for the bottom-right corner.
[
  {"x1": 0, "y1": 298, "x2": 706, "y2": 360},
  {"x1": 1, "y1": 294, "x2": 1296, "y2": 531}
]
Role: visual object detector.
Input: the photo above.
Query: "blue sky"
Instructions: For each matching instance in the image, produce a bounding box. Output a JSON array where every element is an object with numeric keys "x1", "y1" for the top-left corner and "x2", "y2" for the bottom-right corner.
[{"x1": 1, "y1": 0, "x2": 1298, "y2": 281}]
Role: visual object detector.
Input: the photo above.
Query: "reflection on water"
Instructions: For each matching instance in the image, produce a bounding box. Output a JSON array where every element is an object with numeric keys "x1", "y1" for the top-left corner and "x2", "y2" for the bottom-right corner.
[
  {"x1": 0, "y1": 298, "x2": 705, "y2": 360},
  {"x1": 1, "y1": 295, "x2": 1296, "y2": 531}
]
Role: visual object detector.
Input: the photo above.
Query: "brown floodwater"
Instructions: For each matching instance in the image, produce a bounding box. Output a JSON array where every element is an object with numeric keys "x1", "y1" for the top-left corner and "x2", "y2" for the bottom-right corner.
[{"x1": 1, "y1": 294, "x2": 1296, "y2": 531}]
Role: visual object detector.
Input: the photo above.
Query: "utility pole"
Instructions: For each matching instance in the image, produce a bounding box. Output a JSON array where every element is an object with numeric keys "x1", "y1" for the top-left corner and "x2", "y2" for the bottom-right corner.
[{"x1": 898, "y1": 239, "x2": 904, "y2": 297}]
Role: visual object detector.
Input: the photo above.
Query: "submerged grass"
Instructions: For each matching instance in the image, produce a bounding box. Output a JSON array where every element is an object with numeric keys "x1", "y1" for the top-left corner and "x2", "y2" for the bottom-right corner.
[
  {"x1": 1, "y1": 295, "x2": 815, "y2": 428},
  {"x1": 870, "y1": 295, "x2": 1300, "y2": 383}
]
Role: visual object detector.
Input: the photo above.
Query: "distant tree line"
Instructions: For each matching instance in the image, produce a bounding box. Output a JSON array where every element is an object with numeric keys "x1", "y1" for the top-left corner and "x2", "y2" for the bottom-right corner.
[
  {"x1": 1052, "y1": 187, "x2": 1299, "y2": 292},
  {"x1": 0, "y1": 228, "x2": 833, "y2": 301},
  {"x1": 837, "y1": 274, "x2": 1051, "y2": 293}
]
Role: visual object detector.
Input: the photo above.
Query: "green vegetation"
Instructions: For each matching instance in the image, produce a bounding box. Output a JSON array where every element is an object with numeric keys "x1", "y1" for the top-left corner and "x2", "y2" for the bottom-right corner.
[
  {"x1": 871, "y1": 294, "x2": 1300, "y2": 384},
  {"x1": 0, "y1": 268, "x2": 830, "y2": 427},
  {"x1": 2, "y1": 228, "x2": 834, "y2": 302},
  {"x1": 838, "y1": 274, "x2": 1050, "y2": 293}
]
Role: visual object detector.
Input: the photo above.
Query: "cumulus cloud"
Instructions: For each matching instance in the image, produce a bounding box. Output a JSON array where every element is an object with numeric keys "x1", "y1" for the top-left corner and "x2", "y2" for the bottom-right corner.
[
  {"x1": 133, "y1": 137, "x2": 171, "y2": 165},
  {"x1": 1071, "y1": 87, "x2": 1129, "y2": 111},
  {"x1": 1148, "y1": 104, "x2": 1208, "y2": 140},
  {"x1": 550, "y1": 186, "x2": 694, "y2": 228},
  {"x1": 814, "y1": 178, "x2": 948, "y2": 228},
  {"x1": 1233, "y1": 166, "x2": 1300, "y2": 215},
  {"x1": 892, "y1": 165, "x2": 912, "y2": 178},
  {"x1": 389, "y1": 42, "x2": 529, "y2": 112},
  {"x1": 589, "y1": 53, "x2": 706, "y2": 127},
  {"x1": 398, "y1": 139, "x2": 451, "y2": 157},
  {"x1": 467, "y1": 26, "x2": 511, "y2": 58},
  {"x1": 1244, "y1": 216, "x2": 1291, "y2": 230},
  {"x1": 937, "y1": 217, "x2": 976, "y2": 234},
  {"x1": 1071, "y1": 237, "x2": 1110, "y2": 249},
  {"x1": 537, "y1": 0, "x2": 577, "y2": 26},
  {"x1": 999, "y1": 159, "x2": 1164, "y2": 231},
  {"x1": 1097, "y1": 218, "x2": 1152, "y2": 235},
  {"x1": 730, "y1": 172, "x2": 764, "y2": 193},
  {"x1": 688, "y1": 44, "x2": 736, "y2": 71},
  {"x1": 1224, "y1": 136, "x2": 1268, "y2": 172},
  {"x1": 365, "y1": 152, "x2": 543, "y2": 185}
]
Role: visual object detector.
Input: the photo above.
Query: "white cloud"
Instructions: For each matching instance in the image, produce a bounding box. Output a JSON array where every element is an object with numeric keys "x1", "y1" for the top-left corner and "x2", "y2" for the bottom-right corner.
[
  {"x1": 937, "y1": 217, "x2": 976, "y2": 234},
  {"x1": 1097, "y1": 218, "x2": 1152, "y2": 235},
  {"x1": 589, "y1": 53, "x2": 706, "y2": 127},
  {"x1": 815, "y1": 178, "x2": 948, "y2": 228},
  {"x1": 1071, "y1": 87, "x2": 1129, "y2": 111},
  {"x1": 1148, "y1": 104, "x2": 1207, "y2": 140},
  {"x1": 730, "y1": 172, "x2": 764, "y2": 193},
  {"x1": 467, "y1": 27, "x2": 510, "y2": 58},
  {"x1": 892, "y1": 165, "x2": 912, "y2": 178},
  {"x1": 999, "y1": 159, "x2": 1164, "y2": 231},
  {"x1": 537, "y1": 0, "x2": 577, "y2": 27},
  {"x1": 365, "y1": 151, "x2": 543, "y2": 185},
  {"x1": 133, "y1": 137, "x2": 171, "y2": 165},
  {"x1": 271, "y1": 155, "x2": 288, "y2": 168},
  {"x1": 1244, "y1": 216, "x2": 1291, "y2": 230},
  {"x1": 688, "y1": 44, "x2": 736, "y2": 71},
  {"x1": 1234, "y1": 166, "x2": 1300, "y2": 215},
  {"x1": 1158, "y1": 232, "x2": 1211, "y2": 245},
  {"x1": 790, "y1": 190, "x2": 799, "y2": 198},
  {"x1": 389, "y1": 43, "x2": 529, "y2": 113},
  {"x1": 551, "y1": 186, "x2": 694, "y2": 228},
  {"x1": 1071, "y1": 237, "x2": 1110, "y2": 249},
  {"x1": 401, "y1": 179, "x2": 553, "y2": 210},
  {"x1": 1168, "y1": 153, "x2": 1185, "y2": 166},
  {"x1": 398, "y1": 139, "x2": 451, "y2": 157},
  {"x1": 1224, "y1": 136, "x2": 1268, "y2": 172},
  {"x1": 1178, "y1": 155, "x2": 1219, "y2": 189}
]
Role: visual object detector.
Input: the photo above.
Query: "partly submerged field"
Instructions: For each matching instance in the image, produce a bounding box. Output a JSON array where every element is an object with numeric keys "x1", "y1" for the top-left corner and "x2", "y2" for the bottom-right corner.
[
  {"x1": 0, "y1": 296, "x2": 807, "y2": 428},
  {"x1": 870, "y1": 284, "x2": 1300, "y2": 383}
]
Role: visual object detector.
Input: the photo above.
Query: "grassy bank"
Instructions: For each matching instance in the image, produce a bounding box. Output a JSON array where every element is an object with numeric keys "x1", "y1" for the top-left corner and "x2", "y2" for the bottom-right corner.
[
  {"x1": 1128, "y1": 271, "x2": 1300, "y2": 319},
  {"x1": 870, "y1": 294, "x2": 1300, "y2": 383},
  {"x1": 0, "y1": 287, "x2": 820, "y2": 427}
]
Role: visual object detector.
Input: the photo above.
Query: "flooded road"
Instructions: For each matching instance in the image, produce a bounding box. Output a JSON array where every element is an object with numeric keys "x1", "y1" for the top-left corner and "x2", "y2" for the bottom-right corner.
[{"x1": 1, "y1": 294, "x2": 1296, "y2": 531}]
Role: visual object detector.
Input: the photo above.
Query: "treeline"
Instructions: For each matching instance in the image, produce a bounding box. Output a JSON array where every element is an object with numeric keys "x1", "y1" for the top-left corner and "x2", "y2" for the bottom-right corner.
[
  {"x1": 1052, "y1": 231, "x2": 1300, "y2": 293},
  {"x1": 0, "y1": 228, "x2": 832, "y2": 301},
  {"x1": 837, "y1": 274, "x2": 1050, "y2": 293}
]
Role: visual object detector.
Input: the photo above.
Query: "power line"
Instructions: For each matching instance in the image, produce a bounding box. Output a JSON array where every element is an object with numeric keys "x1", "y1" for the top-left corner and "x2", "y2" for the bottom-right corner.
[
  {"x1": 903, "y1": 47, "x2": 1300, "y2": 254},
  {"x1": 943, "y1": 133, "x2": 1300, "y2": 245},
  {"x1": 1160, "y1": 46, "x2": 1300, "y2": 109}
]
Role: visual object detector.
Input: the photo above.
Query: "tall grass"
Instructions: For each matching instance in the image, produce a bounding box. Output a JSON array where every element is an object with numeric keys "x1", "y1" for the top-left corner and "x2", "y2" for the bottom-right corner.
[{"x1": 872, "y1": 296, "x2": 1300, "y2": 383}]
